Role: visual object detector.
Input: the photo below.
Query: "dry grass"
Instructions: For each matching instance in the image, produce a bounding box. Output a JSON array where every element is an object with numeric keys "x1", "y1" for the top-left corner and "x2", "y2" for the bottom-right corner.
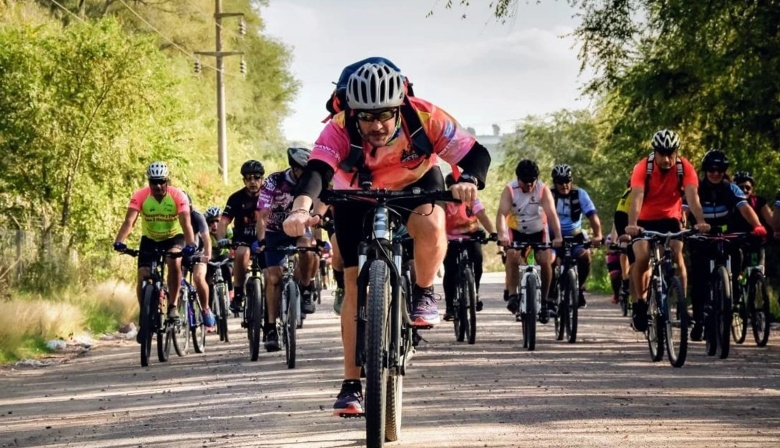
[
  {"x1": 81, "y1": 280, "x2": 138, "y2": 328},
  {"x1": 0, "y1": 299, "x2": 84, "y2": 352}
]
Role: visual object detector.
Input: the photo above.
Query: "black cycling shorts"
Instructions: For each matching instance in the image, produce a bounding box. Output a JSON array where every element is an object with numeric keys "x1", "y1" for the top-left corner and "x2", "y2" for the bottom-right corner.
[{"x1": 138, "y1": 234, "x2": 185, "y2": 269}]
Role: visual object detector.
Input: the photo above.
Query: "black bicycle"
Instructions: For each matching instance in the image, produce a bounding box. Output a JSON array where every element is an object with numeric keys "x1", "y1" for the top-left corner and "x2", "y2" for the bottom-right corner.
[
  {"x1": 552, "y1": 236, "x2": 592, "y2": 344},
  {"x1": 634, "y1": 230, "x2": 691, "y2": 368},
  {"x1": 322, "y1": 187, "x2": 458, "y2": 448},
  {"x1": 739, "y1": 243, "x2": 771, "y2": 346},
  {"x1": 234, "y1": 242, "x2": 266, "y2": 362},
  {"x1": 120, "y1": 248, "x2": 183, "y2": 367},
  {"x1": 207, "y1": 257, "x2": 232, "y2": 343},
  {"x1": 447, "y1": 232, "x2": 495, "y2": 344},
  {"x1": 609, "y1": 243, "x2": 632, "y2": 317},
  {"x1": 266, "y1": 244, "x2": 321, "y2": 369}
]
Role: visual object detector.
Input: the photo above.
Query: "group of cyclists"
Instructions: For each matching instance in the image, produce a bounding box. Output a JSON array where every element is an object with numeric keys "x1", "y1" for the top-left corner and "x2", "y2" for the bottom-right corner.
[{"x1": 112, "y1": 58, "x2": 774, "y2": 421}]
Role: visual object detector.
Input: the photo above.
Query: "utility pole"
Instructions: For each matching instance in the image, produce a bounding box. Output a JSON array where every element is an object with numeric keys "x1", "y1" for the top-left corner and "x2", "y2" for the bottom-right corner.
[{"x1": 194, "y1": 0, "x2": 245, "y2": 184}]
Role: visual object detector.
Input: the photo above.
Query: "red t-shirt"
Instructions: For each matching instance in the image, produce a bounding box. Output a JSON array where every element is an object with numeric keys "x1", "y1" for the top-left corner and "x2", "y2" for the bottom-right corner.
[{"x1": 630, "y1": 156, "x2": 698, "y2": 221}]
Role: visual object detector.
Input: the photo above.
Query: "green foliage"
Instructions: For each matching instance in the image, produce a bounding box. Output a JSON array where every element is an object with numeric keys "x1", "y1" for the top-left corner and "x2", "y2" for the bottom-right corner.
[{"x1": 0, "y1": 335, "x2": 51, "y2": 363}]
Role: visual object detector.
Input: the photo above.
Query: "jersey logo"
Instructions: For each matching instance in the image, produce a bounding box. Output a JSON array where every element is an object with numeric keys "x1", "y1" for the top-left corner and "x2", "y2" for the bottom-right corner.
[{"x1": 400, "y1": 147, "x2": 425, "y2": 169}]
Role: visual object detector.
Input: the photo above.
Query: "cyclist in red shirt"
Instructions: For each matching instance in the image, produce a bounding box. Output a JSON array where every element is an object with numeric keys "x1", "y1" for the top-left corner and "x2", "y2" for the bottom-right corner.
[{"x1": 624, "y1": 130, "x2": 710, "y2": 331}]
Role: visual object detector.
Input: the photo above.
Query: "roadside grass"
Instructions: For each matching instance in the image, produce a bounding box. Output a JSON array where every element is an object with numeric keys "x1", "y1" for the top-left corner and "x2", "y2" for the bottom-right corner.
[{"x1": 0, "y1": 281, "x2": 137, "y2": 363}]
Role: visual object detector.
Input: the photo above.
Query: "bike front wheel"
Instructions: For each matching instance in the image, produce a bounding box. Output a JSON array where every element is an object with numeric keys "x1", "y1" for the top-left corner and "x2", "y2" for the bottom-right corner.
[
  {"x1": 564, "y1": 268, "x2": 578, "y2": 343},
  {"x1": 646, "y1": 281, "x2": 664, "y2": 362},
  {"x1": 522, "y1": 275, "x2": 538, "y2": 351},
  {"x1": 174, "y1": 291, "x2": 189, "y2": 356},
  {"x1": 365, "y1": 260, "x2": 390, "y2": 448},
  {"x1": 139, "y1": 283, "x2": 155, "y2": 367},
  {"x1": 665, "y1": 276, "x2": 688, "y2": 368},
  {"x1": 191, "y1": 297, "x2": 206, "y2": 354},
  {"x1": 731, "y1": 283, "x2": 748, "y2": 345},
  {"x1": 246, "y1": 278, "x2": 263, "y2": 362},
  {"x1": 285, "y1": 281, "x2": 300, "y2": 369}
]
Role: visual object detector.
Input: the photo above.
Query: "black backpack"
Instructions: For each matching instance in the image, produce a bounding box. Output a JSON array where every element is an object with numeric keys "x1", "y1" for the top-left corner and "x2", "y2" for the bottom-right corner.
[
  {"x1": 552, "y1": 188, "x2": 582, "y2": 222},
  {"x1": 324, "y1": 57, "x2": 433, "y2": 183}
]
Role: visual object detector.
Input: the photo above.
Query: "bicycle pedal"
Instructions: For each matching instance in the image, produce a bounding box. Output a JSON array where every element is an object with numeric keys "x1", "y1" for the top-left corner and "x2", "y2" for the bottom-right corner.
[
  {"x1": 240, "y1": 321, "x2": 248, "y2": 329},
  {"x1": 335, "y1": 412, "x2": 365, "y2": 419}
]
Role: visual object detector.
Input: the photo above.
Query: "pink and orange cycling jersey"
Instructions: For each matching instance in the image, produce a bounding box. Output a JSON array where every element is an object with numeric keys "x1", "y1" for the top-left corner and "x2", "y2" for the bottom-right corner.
[
  {"x1": 445, "y1": 198, "x2": 485, "y2": 239},
  {"x1": 311, "y1": 97, "x2": 476, "y2": 190},
  {"x1": 128, "y1": 186, "x2": 190, "y2": 242}
]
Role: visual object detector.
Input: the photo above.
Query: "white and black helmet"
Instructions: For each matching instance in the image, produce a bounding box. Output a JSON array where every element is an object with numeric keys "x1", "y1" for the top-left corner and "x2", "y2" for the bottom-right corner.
[
  {"x1": 551, "y1": 164, "x2": 573, "y2": 181},
  {"x1": 651, "y1": 130, "x2": 681, "y2": 153},
  {"x1": 146, "y1": 161, "x2": 169, "y2": 180},
  {"x1": 287, "y1": 147, "x2": 311, "y2": 169},
  {"x1": 205, "y1": 206, "x2": 222, "y2": 221},
  {"x1": 346, "y1": 62, "x2": 405, "y2": 110}
]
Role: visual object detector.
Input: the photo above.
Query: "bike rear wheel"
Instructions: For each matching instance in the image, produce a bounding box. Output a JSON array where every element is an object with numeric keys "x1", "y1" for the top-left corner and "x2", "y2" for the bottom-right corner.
[
  {"x1": 748, "y1": 270, "x2": 771, "y2": 347},
  {"x1": 465, "y1": 267, "x2": 477, "y2": 345},
  {"x1": 454, "y1": 279, "x2": 467, "y2": 342},
  {"x1": 564, "y1": 269, "x2": 578, "y2": 343},
  {"x1": 174, "y1": 291, "x2": 189, "y2": 356},
  {"x1": 191, "y1": 297, "x2": 206, "y2": 354},
  {"x1": 665, "y1": 276, "x2": 688, "y2": 368},
  {"x1": 646, "y1": 280, "x2": 664, "y2": 362},
  {"x1": 522, "y1": 275, "x2": 538, "y2": 351},
  {"x1": 708, "y1": 266, "x2": 732, "y2": 359},
  {"x1": 246, "y1": 278, "x2": 263, "y2": 362},
  {"x1": 731, "y1": 282, "x2": 748, "y2": 344},
  {"x1": 285, "y1": 281, "x2": 300, "y2": 369},
  {"x1": 213, "y1": 282, "x2": 230, "y2": 343},
  {"x1": 139, "y1": 284, "x2": 155, "y2": 367},
  {"x1": 365, "y1": 260, "x2": 390, "y2": 448}
]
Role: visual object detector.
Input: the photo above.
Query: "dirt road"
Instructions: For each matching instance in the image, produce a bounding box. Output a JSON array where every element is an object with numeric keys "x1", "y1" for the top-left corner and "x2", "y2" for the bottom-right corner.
[{"x1": 2, "y1": 273, "x2": 779, "y2": 448}]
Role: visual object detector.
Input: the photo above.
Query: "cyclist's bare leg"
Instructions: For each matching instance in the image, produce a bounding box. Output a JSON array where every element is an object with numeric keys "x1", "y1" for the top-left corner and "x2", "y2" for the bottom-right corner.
[
  {"x1": 234, "y1": 246, "x2": 251, "y2": 291},
  {"x1": 136, "y1": 267, "x2": 152, "y2": 305},
  {"x1": 341, "y1": 266, "x2": 361, "y2": 380},
  {"x1": 505, "y1": 249, "x2": 522, "y2": 294},
  {"x1": 671, "y1": 240, "x2": 686, "y2": 292},
  {"x1": 165, "y1": 252, "x2": 183, "y2": 309},
  {"x1": 264, "y1": 266, "x2": 283, "y2": 325},
  {"x1": 293, "y1": 236, "x2": 318, "y2": 288},
  {"x1": 192, "y1": 262, "x2": 209, "y2": 310},
  {"x1": 537, "y1": 248, "x2": 556, "y2": 300},
  {"x1": 630, "y1": 240, "x2": 651, "y2": 302},
  {"x1": 407, "y1": 204, "x2": 446, "y2": 288}
]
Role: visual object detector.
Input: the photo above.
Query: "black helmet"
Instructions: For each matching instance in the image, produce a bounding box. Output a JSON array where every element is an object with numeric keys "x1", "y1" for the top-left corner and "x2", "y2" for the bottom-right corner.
[
  {"x1": 287, "y1": 147, "x2": 311, "y2": 169},
  {"x1": 240, "y1": 160, "x2": 265, "y2": 177},
  {"x1": 701, "y1": 149, "x2": 729, "y2": 172},
  {"x1": 515, "y1": 159, "x2": 539, "y2": 182},
  {"x1": 733, "y1": 171, "x2": 754, "y2": 185}
]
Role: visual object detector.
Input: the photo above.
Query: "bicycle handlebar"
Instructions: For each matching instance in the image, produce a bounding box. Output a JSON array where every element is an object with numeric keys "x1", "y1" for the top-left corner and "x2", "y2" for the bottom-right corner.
[
  {"x1": 320, "y1": 188, "x2": 461, "y2": 204},
  {"x1": 120, "y1": 248, "x2": 184, "y2": 259},
  {"x1": 634, "y1": 229, "x2": 693, "y2": 241}
]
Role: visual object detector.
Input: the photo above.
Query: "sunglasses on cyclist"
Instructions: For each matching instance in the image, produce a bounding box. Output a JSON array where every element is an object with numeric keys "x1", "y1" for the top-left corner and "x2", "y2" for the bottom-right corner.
[
  {"x1": 356, "y1": 109, "x2": 397, "y2": 123},
  {"x1": 149, "y1": 178, "x2": 167, "y2": 186},
  {"x1": 739, "y1": 184, "x2": 752, "y2": 192},
  {"x1": 243, "y1": 174, "x2": 263, "y2": 181},
  {"x1": 706, "y1": 167, "x2": 726, "y2": 174},
  {"x1": 554, "y1": 177, "x2": 572, "y2": 185}
]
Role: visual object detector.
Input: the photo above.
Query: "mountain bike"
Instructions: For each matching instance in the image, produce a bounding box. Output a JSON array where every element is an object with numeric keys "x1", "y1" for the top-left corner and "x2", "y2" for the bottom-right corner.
[
  {"x1": 207, "y1": 257, "x2": 232, "y2": 343},
  {"x1": 634, "y1": 230, "x2": 691, "y2": 368},
  {"x1": 447, "y1": 232, "x2": 495, "y2": 344},
  {"x1": 688, "y1": 232, "x2": 745, "y2": 359},
  {"x1": 505, "y1": 240, "x2": 551, "y2": 351},
  {"x1": 740, "y1": 243, "x2": 771, "y2": 346},
  {"x1": 322, "y1": 187, "x2": 458, "y2": 448},
  {"x1": 608, "y1": 243, "x2": 632, "y2": 317},
  {"x1": 266, "y1": 244, "x2": 321, "y2": 369},
  {"x1": 235, "y1": 242, "x2": 266, "y2": 362},
  {"x1": 552, "y1": 236, "x2": 592, "y2": 343},
  {"x1": 120, "y1": 248, "x2": 183, "y2": 367},
  {"x1": 175, "y1": 258, "x2": 206, "y2": 355}
]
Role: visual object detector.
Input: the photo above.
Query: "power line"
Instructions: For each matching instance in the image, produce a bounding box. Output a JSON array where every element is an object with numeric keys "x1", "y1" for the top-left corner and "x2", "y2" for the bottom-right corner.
[
  {"x1": 49, "y1": 0, "x2": 88, "y2": 23},
  {"x1": 116, "y1": 0, "x2": 241, "y2": 79}
]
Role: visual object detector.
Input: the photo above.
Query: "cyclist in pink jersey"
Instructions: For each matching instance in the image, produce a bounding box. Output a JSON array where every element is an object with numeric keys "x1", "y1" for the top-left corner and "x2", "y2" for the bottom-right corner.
[
  {"x1": 442, "y1": 173, "x2": 497, "y2": 321},
  {"x1": 282, "y1": 60, "x2": 491, "y2": 416},
  {"x1": 113, "y1": 162, "x2": 196, "y2": 335}
]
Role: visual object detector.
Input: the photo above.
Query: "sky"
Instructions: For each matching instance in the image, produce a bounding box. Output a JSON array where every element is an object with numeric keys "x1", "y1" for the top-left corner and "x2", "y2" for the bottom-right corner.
[{"x1": 260, "y1": 0, "x2": 593, "y2": 144}]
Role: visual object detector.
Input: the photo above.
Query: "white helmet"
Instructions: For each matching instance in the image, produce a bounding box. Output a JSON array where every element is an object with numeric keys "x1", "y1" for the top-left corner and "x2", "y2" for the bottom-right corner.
[
  {"x1": 651, "y1": 130, "x2": 680, "y2": 153},
  {"x1": 146, "y1": 161, "x2": 169, "y2": 180},
  {"x1": 205, "y1": 206, "x2": 222, "y2": 220},
  {"x1": 346, "y1": 62, "x2": 405, "y2": 110}
]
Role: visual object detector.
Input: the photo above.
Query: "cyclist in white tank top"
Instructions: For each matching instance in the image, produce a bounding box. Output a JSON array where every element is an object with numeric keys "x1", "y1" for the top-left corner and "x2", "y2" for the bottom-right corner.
[{"x1": 496, "y1": 160, "x2": 562, "y2": 321}]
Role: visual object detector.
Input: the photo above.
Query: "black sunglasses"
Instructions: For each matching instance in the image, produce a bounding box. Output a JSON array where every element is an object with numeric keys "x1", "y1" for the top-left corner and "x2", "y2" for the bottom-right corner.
[
  {"x1": 149, "y1": 178, "x2": 167, "y2": 185},
  {"x1": 356, "y1": 109, "x2": 397, "y2": 123},
  {"x1": 243, "y1": 174, "x2": 263, "y2": 181},
  {"x1": 554, "y1": 177, "x2": 572, "y2": 185},
  {"x1": 706, "y1": 167, "x2": 725, "y2": 174}
]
